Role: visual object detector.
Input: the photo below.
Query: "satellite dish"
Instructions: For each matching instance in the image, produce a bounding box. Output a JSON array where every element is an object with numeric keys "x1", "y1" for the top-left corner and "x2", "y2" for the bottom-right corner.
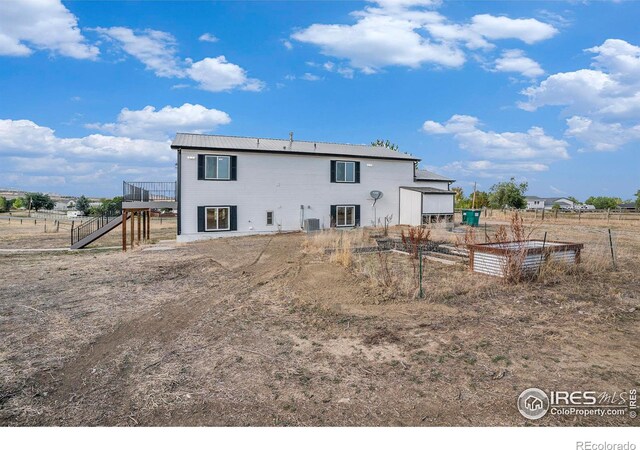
[{"x1": 370, "y1": 190, "x2": 383, "y2": 200}]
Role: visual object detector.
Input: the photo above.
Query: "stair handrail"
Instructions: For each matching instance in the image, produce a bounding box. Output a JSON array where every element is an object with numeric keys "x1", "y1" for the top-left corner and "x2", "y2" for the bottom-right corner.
[{"x1": 70, "y1": 214, "x2": 119, "y2": 245}]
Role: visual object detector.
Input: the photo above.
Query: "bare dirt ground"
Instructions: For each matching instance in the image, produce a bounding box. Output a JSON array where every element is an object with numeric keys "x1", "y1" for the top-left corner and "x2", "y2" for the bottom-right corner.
[
  {"x1": 0, "y1": 218, "x2": 638, "y2": 426},
  {"x1": 0, "y1": 216, "x2": 177, "y2": 249}
]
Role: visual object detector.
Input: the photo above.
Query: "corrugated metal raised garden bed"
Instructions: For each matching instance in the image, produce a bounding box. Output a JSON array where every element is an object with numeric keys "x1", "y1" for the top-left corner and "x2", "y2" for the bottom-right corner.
[{"x1": 467, "y1": 240, "x2": 584, "y2": 278}]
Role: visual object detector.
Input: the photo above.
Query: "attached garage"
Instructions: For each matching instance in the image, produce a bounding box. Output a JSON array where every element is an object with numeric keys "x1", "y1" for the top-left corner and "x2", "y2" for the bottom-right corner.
[{"x1": 399, "y1": 186, "x2": 455, "y2": 227}]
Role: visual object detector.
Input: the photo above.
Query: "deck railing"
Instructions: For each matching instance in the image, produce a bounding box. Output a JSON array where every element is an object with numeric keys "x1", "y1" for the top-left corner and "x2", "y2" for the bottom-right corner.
[{"x1": 123, "y1": 181, "x2": 176, "y2": 202}]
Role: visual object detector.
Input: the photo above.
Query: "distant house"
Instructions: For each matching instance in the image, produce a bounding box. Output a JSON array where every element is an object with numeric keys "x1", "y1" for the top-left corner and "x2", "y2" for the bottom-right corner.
[
  {"x1": 526, "y1": 196, "x2": 575, "y2": 211},
  {"x1": 54, "y1": 200, "x2": 76, "y2": 211},
  {"x1": 617, "y1": 202, "x2": 638, "y2": 211}
]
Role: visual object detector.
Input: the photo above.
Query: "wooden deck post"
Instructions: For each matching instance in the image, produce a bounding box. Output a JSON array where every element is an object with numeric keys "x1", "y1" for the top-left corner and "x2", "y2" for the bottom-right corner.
[
  {"x1": 130, "y1": 210, "x2": 134, "y2": 249},
  {"x1": 147, "y1": 209, "x2": 151, "y2": 240},
  {"x1": 142, "y1": 211, "x2": 146, "y2": 242},
  {"x1": 122, "y1": 210, "x2": 127, "y2": 252},
  {"x1": 137, "y1": 210, "x2": 141, "y2": 243}
]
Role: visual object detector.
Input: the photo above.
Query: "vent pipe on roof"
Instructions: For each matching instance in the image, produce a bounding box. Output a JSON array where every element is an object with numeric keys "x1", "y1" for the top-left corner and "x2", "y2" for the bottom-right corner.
[
  {"x1": 257, "y1": 138, "x2": 260, "y2": 148},
  {"x1": 289, "y1": 131, "x2": 293, "y2": 150},
  {"x1": 314, "y1": 142, "x2": 317, "y2": 150}
]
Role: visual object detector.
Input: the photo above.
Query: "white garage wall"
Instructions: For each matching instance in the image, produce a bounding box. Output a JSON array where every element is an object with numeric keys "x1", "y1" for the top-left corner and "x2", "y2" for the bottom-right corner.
[
  {"x1": 423, "y1": 194, "x2": 454, "y2": 214},
  {"x1": 399, "y1": 188, "x2": 422, "y2": 225}
]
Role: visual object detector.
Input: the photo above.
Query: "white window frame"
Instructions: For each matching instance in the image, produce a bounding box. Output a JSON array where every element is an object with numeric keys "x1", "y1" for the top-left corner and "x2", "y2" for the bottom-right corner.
[
  {"x1": 266, "y1": 210, "x2": 274, "y2": 226},
  {"x1": 335, "y1": 161, "x2": 356, "y2": 183},
  {"x1": 205, "y1": 206, "x2": 231, "y2": 231},
  {"x1": 204, "y1": 155, "x2": 231, "y2": 180},
  {"x1": 336, "y1": 205, "x2": 356, "y2": 227}
]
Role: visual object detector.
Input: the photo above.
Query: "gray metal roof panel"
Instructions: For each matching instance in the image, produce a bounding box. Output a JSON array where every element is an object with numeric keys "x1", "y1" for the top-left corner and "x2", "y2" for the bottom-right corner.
[
  {"x1": 400, "y1": 186, "x2": 455, "y2": 194},
  {"x1": 171, "y1": 133, "x2": 419, "y2": 160},
  {"x1": 414, "y1": 169, "x2": 454, "y2": 182}
]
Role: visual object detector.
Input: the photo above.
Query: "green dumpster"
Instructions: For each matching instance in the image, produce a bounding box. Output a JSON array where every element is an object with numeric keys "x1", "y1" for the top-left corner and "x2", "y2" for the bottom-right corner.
[{"x1": 462, "y1": 209, "x2": 481, "y2": 227}]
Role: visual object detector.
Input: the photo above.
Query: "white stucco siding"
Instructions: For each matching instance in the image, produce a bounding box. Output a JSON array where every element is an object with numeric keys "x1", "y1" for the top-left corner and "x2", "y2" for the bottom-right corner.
[
  {"x1": 399, "y1": 188, "x2": 422, "y2": 226},
  {"x1": 422, "y1": 194, "x2": 454, "y2": 214},
  {"x1": 178, "y1": 149, "x2": 417, "y2": 239}
]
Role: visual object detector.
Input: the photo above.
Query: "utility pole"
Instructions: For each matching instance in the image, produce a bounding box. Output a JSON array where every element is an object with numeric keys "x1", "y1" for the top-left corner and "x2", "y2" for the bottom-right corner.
[{"x1": 472, "y1": 182, "x2": 477, "y2": 209}]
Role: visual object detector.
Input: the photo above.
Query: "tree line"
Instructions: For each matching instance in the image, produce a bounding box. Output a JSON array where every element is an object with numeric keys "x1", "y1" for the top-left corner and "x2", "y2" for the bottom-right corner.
[
  {"x1": 0, "y1": 193, "x2": 123, "y2": 216},
  {"x1": 453, "y1": 179, "x2": 639, "y2": 210}
]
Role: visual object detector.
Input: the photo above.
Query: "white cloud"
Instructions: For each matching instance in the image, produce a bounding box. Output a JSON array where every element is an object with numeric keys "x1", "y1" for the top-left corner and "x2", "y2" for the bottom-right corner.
[
  {"x1": 494, "y1": 49, "x2": 544, "y2": 78},
  {"x1": 301, "y1": 73, "x2": 321, "y2": 81},
  {"x1": 187, "y1": 56, "x2": 265, "y2": 92},
  {"x1": 469, "y1": 14, "x2": 558, "y2": 45},
  {"x1": 422, "y1": 114, "x2": 568, "y2": 177},
  {"x1": 199, "y1": 33, "x2": 219, "y2": 43},
  {"x1": 565, "y1": 116, "x2": 640, "y2": 152},
  {"x1": 0, "y1": 121, "x2": 173, "y2": 194},
  {"x1": 520, "y1": 38, "x2": 640, "y2": 151},
  {"x1": 94, "y1": 27, "x2": 184, "y2": 78},
  {"x1": 422, "y1": 114, "x2": 569, "y2": 161},
  {"x1": 322, "y1": 61, "x2": 355, "y2": 78},
  {"x1": 439, "y1": 160, "x2": 549, "y2": 178},
  {"x1": 282, "y1": 40, "x2": 293, "y2": 50},
  {"x1": 0, "y1": 0, "x2": 98, "y2": 59},
  {"x1": 291, "y1": 1, "x2": 557, "y2": 74},
  {"x1": 292, "y1": 9, "x2": 464, "y2": 72},
  {"x1": 86, "y1": 103, "x2": 231, "y2": 140},
  {"x1": 94, "y1": 27, "x2": 265, "y2": 92}
]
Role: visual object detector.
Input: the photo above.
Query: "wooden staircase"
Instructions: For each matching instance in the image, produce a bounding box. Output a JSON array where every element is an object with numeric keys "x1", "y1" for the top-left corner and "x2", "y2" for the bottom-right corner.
[{"x1": 70, "y1": 214, "x2": 125, "y2": 250}]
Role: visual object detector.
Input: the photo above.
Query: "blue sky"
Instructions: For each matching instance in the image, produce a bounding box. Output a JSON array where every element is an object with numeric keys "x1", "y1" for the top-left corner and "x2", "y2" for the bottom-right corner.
[{"x1": 1, "y1": 0, "x2": 639, "y2": 200}]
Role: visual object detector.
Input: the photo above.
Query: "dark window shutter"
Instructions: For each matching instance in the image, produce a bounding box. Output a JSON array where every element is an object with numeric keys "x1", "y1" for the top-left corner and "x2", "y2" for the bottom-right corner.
[
  {"x1": 354, "y1": 162, "x2": 360, "y2": 183},
  {"x1": 330, "y1": 160, "x2": 336, "y2": 183},
  {"x1": 230, "y1": 206, "x2": 237, "y2": 231},
  {"x1": 355, "y1": 205, "x2": 361, "y2": 226},
  {"x1": 197, "y1": 155, "x2": 205, "y2": 180},
  {"x1": 330, "y1": 205, "x2": 337, "y2": 227},
  {"x1": 198, "y1": 206, "x2": 205, "y2": 232},
  {"x1": 230, "y1": 156, "x2": 237, "y2": 180}
]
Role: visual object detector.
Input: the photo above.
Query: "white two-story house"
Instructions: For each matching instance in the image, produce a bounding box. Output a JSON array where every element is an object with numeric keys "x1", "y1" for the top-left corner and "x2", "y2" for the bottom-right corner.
[{"x1": 171, "y1": 133, "x2": 454, "y2": 241}]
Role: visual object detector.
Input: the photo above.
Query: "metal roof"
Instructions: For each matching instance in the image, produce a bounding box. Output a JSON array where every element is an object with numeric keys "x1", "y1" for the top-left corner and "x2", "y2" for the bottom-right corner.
[
  {"x1": 400, "y1": 186, "x2": 455, "y2": 194},
  {"x1": 171, "y1": 133, "x2": 419, "y2": 161},
  {"x1": 414, "y1": 169, "x2": 454, "y2": 182}
]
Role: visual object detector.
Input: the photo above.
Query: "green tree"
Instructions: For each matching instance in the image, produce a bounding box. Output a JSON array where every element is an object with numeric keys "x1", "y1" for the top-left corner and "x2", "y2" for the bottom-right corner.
[
  {"x1": 567, "y1": 196, "x2": 580, "y2": 205},
  {"x1": 584, "y1": 196, "x2": 622, "y2": 210},
  {"x1": 102, "y1": 196, "x2": 123, "y2": 216},
  {"x1": 0, "y1": 196, "x2": 8, "y2": 212},
  {"x1": 489, "y1": 178, "x2": 528, "y2": 209},
  {"x1": 371, "y1": 139, "x2": 399, "y2": 151},
  {"x1": 635, "y1": 190, "x2": 640, "y2": 209},
  {"x1": 24, "y1": 192, "x2": 54, "y2": 211},
  {"x1": 473, "y1": 191, "x2": 490, "y2": 208},
  {"x1": 76, "y1": 195, "x2": 91, "y2": 216},
  {"x1": 452, "y1": 187, "x2": 470, "y2": 209},
  {"x1": 12, "y1": 197, "x2": 24, "y2": 209}
]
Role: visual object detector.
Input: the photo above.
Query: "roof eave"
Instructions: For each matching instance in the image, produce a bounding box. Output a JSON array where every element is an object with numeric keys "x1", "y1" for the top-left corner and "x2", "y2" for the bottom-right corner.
[{"x1": 171, "y1": 144, "x2": 420, "y2": 161}]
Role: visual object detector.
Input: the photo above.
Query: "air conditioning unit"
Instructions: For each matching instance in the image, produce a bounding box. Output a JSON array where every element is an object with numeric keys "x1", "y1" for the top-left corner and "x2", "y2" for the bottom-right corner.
[{"x1": 303, "y1": 218, "x2": 320, "y2": 232}]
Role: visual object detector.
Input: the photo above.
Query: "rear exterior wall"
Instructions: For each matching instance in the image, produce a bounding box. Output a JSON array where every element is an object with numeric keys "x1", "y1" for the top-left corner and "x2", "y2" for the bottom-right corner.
[{"x1": 178, "y1": 148, "x2": 418, "y2": 241}]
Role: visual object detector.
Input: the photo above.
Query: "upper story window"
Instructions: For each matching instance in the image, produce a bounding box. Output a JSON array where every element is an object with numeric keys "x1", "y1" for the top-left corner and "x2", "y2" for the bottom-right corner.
[
  {"x1": 206, "y1": 155, "x2": 230, "y2": 179},
  {"x1": 197, "y1": 154, "x2": 237, "y2": 181},
  {"x1": 331, "y1": 160, "x2": 360, "y2": 183}
]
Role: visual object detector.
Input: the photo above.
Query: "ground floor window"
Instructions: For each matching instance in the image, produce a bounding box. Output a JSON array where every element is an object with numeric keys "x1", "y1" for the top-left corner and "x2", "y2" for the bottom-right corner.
[
  {"x1": 206, "y1": 206, "x2": 230, "y2": 231},
  {"x1": 266, "y1": 211, "x2": 274, "y2": 226},
  {"x1": 336, "y1": 205, "x2": 355, "y2": 227}
]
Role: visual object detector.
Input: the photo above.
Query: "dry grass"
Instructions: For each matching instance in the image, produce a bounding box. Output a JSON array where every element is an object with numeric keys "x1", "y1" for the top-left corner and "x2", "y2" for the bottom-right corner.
[
  {"x1": 0, "y1": 220, "x2": 638, "y2": 426},
  {"x1": 0, "y1": 215, "x2": 177, "y2": 249},
  {"x1": 302, "y1": 228, "x2": 374, "y2": 255}
]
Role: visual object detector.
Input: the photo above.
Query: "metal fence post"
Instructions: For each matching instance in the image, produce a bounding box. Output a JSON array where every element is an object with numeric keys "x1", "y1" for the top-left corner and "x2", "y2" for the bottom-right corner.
[
  {"x1": 419, "y1": 247, "x2": 424, "y2": 299},
  {"x1": 608, "y1": 228, "x2": 617, "y2": 270}
]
